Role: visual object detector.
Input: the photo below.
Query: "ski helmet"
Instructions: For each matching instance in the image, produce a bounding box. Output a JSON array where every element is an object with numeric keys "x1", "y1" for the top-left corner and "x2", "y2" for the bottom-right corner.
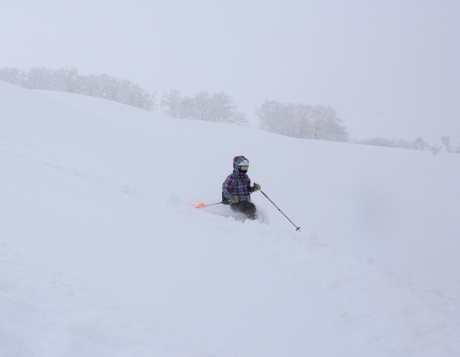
[{"x1": 234, "y1": 156, "x2": 249, "y2": 173}]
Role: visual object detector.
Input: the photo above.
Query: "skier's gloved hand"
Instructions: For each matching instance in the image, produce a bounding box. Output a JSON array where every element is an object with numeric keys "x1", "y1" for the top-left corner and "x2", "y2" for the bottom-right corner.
[
  {"x1": 253, "y1": 183, "x2": 261, "y2": 191},
  {"x1": 231, "y1": 195, "x2": 239, "y2": 203}
]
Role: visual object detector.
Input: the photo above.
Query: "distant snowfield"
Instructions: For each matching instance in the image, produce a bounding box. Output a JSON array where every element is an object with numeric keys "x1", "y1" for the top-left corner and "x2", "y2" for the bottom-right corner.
[{"x1": 1, "y1": 80, "x2": 459, "y2": 356}]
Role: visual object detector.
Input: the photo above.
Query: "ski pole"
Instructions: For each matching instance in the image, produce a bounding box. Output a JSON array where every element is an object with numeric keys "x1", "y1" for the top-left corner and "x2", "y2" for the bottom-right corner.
[
  {"x1": 191, "y1": 202, "x2": 223, "y2": 209},
  {"x1": 258, "y1": 189, "x2": 301, "y2": 232}
]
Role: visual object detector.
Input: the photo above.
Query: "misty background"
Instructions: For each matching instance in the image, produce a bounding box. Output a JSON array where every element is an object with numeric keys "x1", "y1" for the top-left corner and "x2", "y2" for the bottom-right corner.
[{"x1": 1, "y1": 0, "x2": 459, "y2": 143}]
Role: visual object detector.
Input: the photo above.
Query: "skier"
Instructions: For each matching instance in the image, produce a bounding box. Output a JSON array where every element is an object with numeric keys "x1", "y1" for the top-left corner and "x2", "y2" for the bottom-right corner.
[{"x1": 222, "y1": 156, "x2": 261, "y2": 220}]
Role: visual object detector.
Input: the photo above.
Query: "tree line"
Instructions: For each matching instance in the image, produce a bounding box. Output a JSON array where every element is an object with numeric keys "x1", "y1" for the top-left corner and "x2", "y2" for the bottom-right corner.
[
  {"x1": 0, "y1": 67, "x2": 247, "y2": 126},
  {"x1": 0, "y1": 67, "x2": 157, "y2": 111},
  {"x1": 1, "y1": 66, "x2": 458, "y2": 154},
  {"x1": 254, "y1": 99, "x2": 459, "y2": 154},
  {"x1": 353, "y1": 136, "x2": 459, "y2": 155}
]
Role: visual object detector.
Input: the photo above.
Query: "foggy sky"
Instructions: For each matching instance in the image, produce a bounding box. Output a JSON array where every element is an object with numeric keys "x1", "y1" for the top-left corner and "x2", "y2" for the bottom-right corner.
[{"x1": 1, "y1": 0, "x2": 459, "y2": 143}]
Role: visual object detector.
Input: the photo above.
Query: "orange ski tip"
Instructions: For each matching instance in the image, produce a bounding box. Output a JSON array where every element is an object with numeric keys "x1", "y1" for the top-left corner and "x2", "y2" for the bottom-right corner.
[{"x1": 191, "y1": 202, "x2": 205, "y2": 208}]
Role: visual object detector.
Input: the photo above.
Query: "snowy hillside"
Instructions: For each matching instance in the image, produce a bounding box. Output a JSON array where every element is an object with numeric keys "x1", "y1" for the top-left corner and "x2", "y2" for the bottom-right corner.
[{"x1": 1, "y1": 80, "x2": 460, "y2": 357}]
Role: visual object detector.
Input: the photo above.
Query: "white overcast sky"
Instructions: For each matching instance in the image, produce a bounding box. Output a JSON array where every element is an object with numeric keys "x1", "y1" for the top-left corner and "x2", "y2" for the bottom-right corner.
[{"x1": 1, "y1": 0, "x2": 459, "y2": 143}]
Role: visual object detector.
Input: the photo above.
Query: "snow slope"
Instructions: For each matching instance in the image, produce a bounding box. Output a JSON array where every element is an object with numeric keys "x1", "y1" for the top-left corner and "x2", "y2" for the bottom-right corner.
[{"x1": 1, "y1": 80, "x2": 460, "y2": 356}]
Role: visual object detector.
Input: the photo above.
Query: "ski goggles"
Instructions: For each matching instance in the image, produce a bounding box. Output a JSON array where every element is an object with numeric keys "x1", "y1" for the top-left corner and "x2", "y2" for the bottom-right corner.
[{"x1": 238, "y1": 166, "x2": 249, "y2": 171}]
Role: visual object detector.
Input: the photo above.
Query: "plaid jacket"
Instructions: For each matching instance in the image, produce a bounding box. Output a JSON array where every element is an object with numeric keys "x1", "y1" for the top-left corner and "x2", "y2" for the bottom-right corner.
[{"x1": 222, "y1": 156, "x2": 254, "y2": 202}]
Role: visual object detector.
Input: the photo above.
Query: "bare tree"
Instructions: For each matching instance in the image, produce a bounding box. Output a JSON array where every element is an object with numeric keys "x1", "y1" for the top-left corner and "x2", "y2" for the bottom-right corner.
[
  {"x1": 310, "y1": 105, "x2": 348, "y2": 142},
  {"x1": 0, "y1": 68, "x2": 27, "y2": 86},
  {"x1": 161, "y1": 90, "x2": 182, "y2": 118},
  {"x1": 160, "y1": 90, "x2": 248, "y2": 126},
  {"x1": 256, "y1": 101, "x2": 314, "y2": 138},
  {"x1": 411, "y1": 137, "x2": 430, "y2": 150},
  {"x1": 179, "y1": 96, "x2": 194, "y2": 119},
  {"x1": 54, "y1": 67, "x2": 80, "y2": 93},
  {"x1": 441, "y1": 136, "x2": 452, "y2": 153},
  {"x1": 297, "y1": 105, "x2": 314, "y2": 139},
  {"x1": 256, "y1": 100, "x2": 348, "y2": 142},
  {"x1": 430, "y1": 144, "x2": 443, "y2": 155},
  {"x1": 256, "y1": 100, "x2": 292, "y2": 136},
  {"x1": 24, "y1": 67, "x2": 58, "y2": 90},
  {"x1": 193, "y1": 91, "x2": 211, "y2": 121}
]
